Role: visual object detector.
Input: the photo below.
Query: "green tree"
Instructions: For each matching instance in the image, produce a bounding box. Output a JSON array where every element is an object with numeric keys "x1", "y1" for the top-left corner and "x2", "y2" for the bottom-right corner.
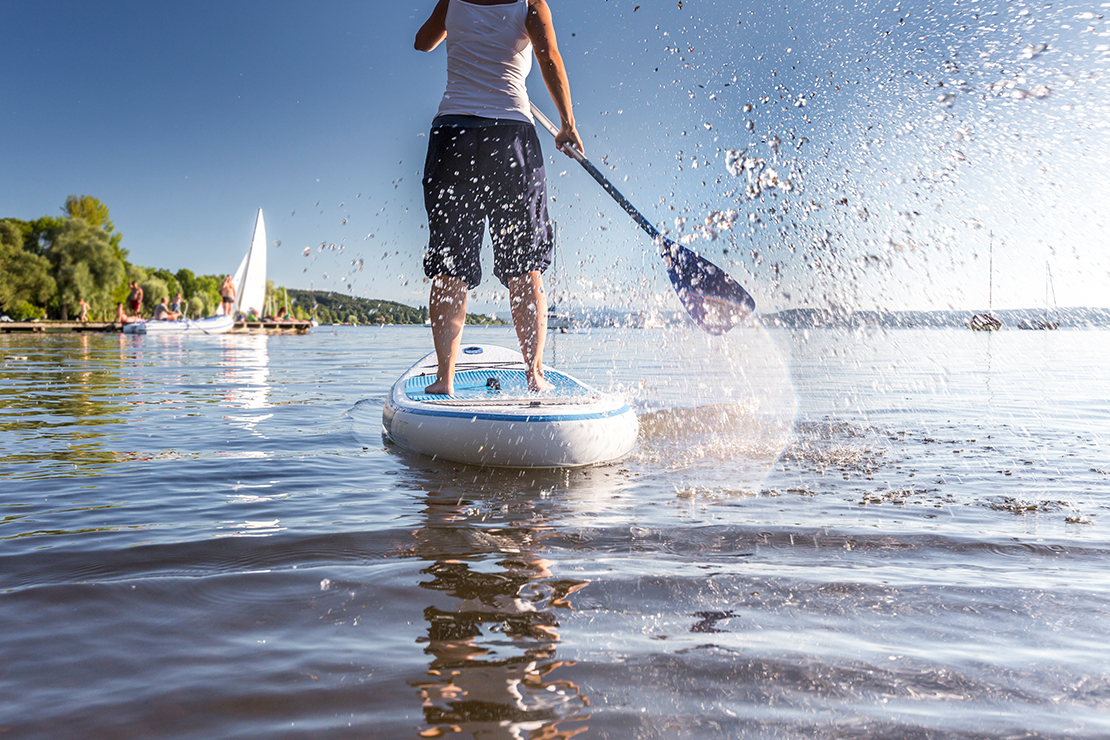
[
  {"x1": 0, "y1": 221, "x2": 56, "y2": 318},
  {"x1": 0, "y1": 216, "x2": 66, "y2": 257},
  {"x1": 188, "y1": 291, "x2": 212, "y2": 318},
  {"x1": 64, "y1": 195, "x2": 113, "y2": 231},
  {"x1": 64, "y1": 195, "x2": 127, "y2": 261},
  {"x1": 192, "y1": 274, "x2": 223, "y2": 318},
  {"x1": 139, "y1": 275, "x2": 169, "y2": 316},
  {"x1": 175, "y1": 268, "x2": 198, "y2": 301},
  {"x1": 148, "y1": 268, "x2": 180, "y2": 301},
  {"x1": 48, "y1": 218, "x2": 126, "y2": 320}
]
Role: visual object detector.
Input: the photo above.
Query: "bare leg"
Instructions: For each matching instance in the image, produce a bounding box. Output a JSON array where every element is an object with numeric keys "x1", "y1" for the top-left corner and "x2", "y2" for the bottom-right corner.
[
  {"x1": 425, "y1": 274, "x2": 469, "y2": 395},
  {"x1": 508, "y1": 271, "x2": 554, "y2": 392}
]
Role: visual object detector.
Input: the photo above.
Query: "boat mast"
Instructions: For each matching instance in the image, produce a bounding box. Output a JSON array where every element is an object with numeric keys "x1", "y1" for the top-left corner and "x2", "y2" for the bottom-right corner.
[
  {"x1": 988, "y1": 232, "x2": 993, "y2": 313},
  {"x1": 1046, "y1": 261, "x2": 1056, "y2": 322},
  {"x1": 552, "y1": 220, "x2": 559, "y2": 301}
]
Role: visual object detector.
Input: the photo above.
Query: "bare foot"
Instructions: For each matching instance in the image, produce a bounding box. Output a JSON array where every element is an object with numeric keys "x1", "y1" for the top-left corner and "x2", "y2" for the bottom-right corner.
[
  {"x1": 528, "y1": 373, "x2": 555, "y2": 393},
  {"x1": 424, "y1": 377, "x2": 453, "y2": 395}
]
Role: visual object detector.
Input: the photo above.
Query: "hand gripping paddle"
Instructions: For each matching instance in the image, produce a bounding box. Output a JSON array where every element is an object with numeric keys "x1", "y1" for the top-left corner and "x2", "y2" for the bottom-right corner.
[{"x1": 531, "y1": 103, "x2": 756, "y2": 335}]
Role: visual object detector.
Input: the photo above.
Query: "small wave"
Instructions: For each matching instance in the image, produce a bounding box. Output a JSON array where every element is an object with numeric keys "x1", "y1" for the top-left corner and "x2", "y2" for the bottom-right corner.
[
  {"x1": 0, "y1": 528, "x2": 418, "y2": 593},
  {"x1": 539, "y1": 524, "x2": 1110, "y2": 563}
]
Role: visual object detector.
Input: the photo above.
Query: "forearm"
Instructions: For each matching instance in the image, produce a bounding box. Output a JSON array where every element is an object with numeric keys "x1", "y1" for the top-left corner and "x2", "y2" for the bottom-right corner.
[{"x1": 536, "y1": 52, "x2": 575, "y2": 130}]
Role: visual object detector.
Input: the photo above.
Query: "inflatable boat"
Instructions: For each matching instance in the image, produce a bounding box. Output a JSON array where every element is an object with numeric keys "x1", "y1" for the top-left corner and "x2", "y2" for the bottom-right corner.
[{"x1": 122, "y1": 315, "x2": 235, "y2": 335}]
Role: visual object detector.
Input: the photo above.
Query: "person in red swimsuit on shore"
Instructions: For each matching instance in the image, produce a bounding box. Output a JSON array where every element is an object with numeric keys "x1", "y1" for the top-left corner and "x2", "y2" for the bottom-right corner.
[{"x1": 127, "y1": 281, "x2": 143, "y2": 317}]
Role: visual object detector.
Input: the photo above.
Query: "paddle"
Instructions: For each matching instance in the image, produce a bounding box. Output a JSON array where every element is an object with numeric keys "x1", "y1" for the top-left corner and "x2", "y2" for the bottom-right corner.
[{"x1": 530, "y1": 103, "x2": 756, "y2": 335}]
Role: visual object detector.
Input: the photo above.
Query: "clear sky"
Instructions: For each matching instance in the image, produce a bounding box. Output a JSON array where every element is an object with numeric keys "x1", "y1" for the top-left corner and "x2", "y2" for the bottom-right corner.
[{"x1": 4, "y1": 0, "x2": 1108, "y2": 313}]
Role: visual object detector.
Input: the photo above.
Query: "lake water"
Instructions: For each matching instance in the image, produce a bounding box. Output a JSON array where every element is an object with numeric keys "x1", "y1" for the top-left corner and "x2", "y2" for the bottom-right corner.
[{"x1": 2, "y1": 324, "x2": 1108, "y2": 739}]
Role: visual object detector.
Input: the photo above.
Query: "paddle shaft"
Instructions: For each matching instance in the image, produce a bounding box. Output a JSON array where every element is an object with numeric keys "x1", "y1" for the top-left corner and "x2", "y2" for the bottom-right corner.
[
  {"x1": 530, "y1": 101, "x2": 757, "y2": 334},
  {"x1": 530, "y1": 104, "x2": 663, "y2": 244}
]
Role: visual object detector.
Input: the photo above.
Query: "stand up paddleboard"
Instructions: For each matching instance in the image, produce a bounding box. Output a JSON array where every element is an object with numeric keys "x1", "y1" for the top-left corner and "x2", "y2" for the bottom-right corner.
[{"x1": 382, "y1": 344, "x2": 637, "y2": 468}]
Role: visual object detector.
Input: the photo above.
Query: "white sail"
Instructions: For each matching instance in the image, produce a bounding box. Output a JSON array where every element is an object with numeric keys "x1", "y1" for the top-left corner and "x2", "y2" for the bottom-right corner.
[{"x1": 233, "y1": 209, "x2": 268, "y2": 318}]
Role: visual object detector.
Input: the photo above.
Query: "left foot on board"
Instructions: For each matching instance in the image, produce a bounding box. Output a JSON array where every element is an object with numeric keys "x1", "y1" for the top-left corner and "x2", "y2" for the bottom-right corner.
[{"x1": 529, "y1": 374, "x2": 555, "y2": 393}]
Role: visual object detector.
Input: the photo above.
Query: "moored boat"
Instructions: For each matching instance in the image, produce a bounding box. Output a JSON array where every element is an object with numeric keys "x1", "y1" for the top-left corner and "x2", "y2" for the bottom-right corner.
[
  {"x1": 123, "y1": 315, "x2": 235, "y2": 335},
  {"x1": 124, "y1": 209, "x2": 269, "y2": 336},
  {"x1": 969, "y1": 232, "x2": 1003, "y2": 331},
  {"x1": 968, "y1": 313, "x2": 1002, "y2": 331}
]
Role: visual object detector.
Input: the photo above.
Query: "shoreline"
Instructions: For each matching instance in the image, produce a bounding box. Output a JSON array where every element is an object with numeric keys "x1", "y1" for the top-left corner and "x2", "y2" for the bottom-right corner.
[{"x1": 0, "y1": 319, "x2": 313, "y2": 334}]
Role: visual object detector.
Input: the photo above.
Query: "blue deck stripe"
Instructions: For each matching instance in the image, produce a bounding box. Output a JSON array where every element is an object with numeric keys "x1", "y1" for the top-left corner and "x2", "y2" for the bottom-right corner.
[{"x1": 397, "y1": 404, "x2": 632, "y2": 423}]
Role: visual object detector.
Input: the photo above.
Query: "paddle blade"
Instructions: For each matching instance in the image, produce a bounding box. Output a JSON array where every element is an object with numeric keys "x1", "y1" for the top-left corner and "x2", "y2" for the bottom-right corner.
[{"x1": 661, "y1": 237, "x2": 756, "y2": 335}]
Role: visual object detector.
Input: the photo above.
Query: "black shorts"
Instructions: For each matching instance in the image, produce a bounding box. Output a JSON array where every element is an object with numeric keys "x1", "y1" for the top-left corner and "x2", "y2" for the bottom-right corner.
[{"x1": 422, "y1": 116, "x2": 554, "y2": 288}]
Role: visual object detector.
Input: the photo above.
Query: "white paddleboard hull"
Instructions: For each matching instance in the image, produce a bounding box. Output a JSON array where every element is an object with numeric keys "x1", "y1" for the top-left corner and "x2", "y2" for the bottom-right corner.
[{"x1": 383, "y1": 345, "x2": 637, "y2": 468}]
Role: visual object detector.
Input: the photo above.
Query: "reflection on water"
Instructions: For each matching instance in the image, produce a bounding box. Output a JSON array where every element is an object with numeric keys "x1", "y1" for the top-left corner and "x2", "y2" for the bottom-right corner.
[
  {"x1": 412, "y1": 494, "x2": 590, "y2": 736},
  {"x1": 219, "y1": 334, "x2": 272, "y2": 434},
  {"x1": 2, "y1": 327, "x2": 1108, "y2": 737},
  {"x1": 0, "y1": 332, "x2": 280, "y2": 477},
  {"x1": 0, "y1": 333, "x2": 129, "y2": 475},
  {"x1": 396, "y1": 460, "x2": 596, "y2": 738}
]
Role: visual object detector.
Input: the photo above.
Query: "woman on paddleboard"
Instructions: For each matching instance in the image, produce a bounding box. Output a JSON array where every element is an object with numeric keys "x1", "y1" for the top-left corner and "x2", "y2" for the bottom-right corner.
[{"x1": 415, "y1": 0, "x2": 582, "y2": 394}]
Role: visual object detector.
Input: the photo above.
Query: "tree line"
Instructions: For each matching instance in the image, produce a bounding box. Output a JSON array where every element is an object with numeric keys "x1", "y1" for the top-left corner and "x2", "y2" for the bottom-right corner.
[
  {"x1": 1, "y1": 195, "x2": 506, "y2": 326},
  {"x1": 0, "y1": 196, "x2": 238, "y2": 321},
  {"x1": 285, "y1": 288, "x2": 503, "y2": 326}
]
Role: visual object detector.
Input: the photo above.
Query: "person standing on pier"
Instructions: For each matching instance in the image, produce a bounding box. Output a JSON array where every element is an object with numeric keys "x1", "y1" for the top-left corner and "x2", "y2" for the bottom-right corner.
[
  {"x1": 127, "y1": 282, "x2": 143, "y2": 318},
  {"x1": 220, "y1": 275, "x2": 236, "y2": 317}
]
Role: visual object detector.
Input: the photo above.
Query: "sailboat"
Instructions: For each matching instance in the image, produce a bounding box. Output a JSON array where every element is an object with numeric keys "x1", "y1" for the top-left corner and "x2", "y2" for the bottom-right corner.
[
  {"x1": 124, "y1": 209, "x2": 266, "y2": 335},
  {"x1": 227, "y1": 208, "x2": 268, "y2": 321},
  {"x1": 968, "y1": 232, "x2": 1002, "y2": 331},
  {"x1": 1019, "y1": 262, "x2": 1059, "y2": 330}
]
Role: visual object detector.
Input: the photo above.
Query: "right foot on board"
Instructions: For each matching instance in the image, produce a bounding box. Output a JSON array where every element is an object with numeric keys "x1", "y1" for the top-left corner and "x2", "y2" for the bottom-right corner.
[{"x1": 424, "y1": 378, "x2": 453, "y2": 395}]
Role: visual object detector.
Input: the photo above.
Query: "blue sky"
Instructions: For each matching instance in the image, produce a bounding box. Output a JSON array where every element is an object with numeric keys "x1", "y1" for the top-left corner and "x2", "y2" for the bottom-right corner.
[{"x1": 4, "y1": 0, "x2": 1108, "y2": 313}]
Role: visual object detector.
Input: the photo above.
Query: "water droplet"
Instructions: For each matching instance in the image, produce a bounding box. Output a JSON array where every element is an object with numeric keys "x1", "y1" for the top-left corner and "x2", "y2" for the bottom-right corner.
[{"x1": 1022, "y1": 43, "x2": 1049, "y2": 59}]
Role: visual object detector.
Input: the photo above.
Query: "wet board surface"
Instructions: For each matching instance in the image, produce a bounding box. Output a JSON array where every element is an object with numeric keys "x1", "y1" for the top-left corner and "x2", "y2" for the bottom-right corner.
[{"x1": 405, "y1": 368, "x2": 596, "y2": 405}]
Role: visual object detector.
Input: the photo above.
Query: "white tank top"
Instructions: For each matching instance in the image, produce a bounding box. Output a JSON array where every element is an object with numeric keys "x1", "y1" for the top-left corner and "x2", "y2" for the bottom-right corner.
[{"x1": 435, "y1": 0, "x2": 533, "y2": 123}]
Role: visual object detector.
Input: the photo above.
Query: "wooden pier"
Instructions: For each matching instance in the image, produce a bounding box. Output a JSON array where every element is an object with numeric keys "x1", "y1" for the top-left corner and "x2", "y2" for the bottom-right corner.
[
  {"x1": 0, "y1": 320, "x2": 313, "y2": 335},
  {"x1": 230, "y1": 320, "x2": 312, "y2": 335}
]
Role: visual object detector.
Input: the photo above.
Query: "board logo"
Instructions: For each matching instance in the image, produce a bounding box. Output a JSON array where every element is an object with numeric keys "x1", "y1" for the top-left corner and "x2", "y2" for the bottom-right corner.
[{"x1": 463, "y1": 346, "x2": 484, "y2": 355}]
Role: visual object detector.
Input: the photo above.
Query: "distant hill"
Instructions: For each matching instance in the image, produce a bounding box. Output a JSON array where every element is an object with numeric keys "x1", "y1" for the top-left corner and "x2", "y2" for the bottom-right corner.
[
  {"x1": 283, "y1": 289, "x2": 505, "y2": 326},
  {"x1": 495, "y1": 305, "x2": 1110, "y2": 330},
  {"x1": 276, "y1": 291, "x2": 1110, "y2": 329},
  {"x1": 760, "y1": 307, "x2": 1110, "y2": 329}
]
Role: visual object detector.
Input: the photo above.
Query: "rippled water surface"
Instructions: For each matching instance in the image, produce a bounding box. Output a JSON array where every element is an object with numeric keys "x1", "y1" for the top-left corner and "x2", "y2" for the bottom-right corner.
[{"x1": 2, "y1": 325, "x2": 1108, "y2": 739}]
